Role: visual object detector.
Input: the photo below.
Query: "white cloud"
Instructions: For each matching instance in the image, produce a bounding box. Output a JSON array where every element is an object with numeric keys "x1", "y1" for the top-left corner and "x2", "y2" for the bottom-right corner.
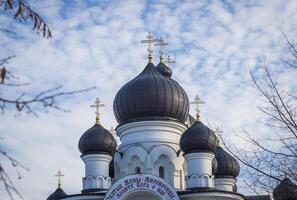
[{"x1": 0, "y1": 0, "x2": 297, "y2": 199}]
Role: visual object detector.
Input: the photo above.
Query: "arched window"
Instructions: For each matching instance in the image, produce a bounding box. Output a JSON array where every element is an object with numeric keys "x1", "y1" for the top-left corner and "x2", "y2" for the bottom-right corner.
[
  {"x1": 159, "y1": 166, "x2": 164, "y2": 178},
  {"x1": 135, "y1": 167, "x2": 141, "y2": 174}
]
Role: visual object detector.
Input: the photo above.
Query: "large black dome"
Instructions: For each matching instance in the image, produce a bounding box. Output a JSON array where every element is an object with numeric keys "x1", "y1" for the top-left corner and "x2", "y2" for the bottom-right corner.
[
  {"x1": 78, "y1": 124, "x2": 117, "y2": 156},
  {"x1": 215, "y1": 146, "x2": 240, "y2": 178},
  {"x1": 180, "y1": 121, "x2": 219, "y2": 154},
  {"x1": 113, "y1": 63, "x2": 189, "y2": 124},
  {"x1": 273, "y1": 177, "x2": 297, "y2": 200},
  {"x1": 47, "y1": 188, "x2": 67, "y2": 200}
]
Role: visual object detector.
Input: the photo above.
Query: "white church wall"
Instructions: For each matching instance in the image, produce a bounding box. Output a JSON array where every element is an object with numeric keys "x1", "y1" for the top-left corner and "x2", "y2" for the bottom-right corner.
[
  {"x1": 114, "y1": 120, "x2": 188, "y2": 190},
  {"x1": 81, "y1": 154, "x2": 113, "y2": 190},
  {"x1": 214, "y1": 178, "x2": 237, "y2": 192},
  {"x1": 184, "y1": 152, "x2": 215, "y2": 189}
]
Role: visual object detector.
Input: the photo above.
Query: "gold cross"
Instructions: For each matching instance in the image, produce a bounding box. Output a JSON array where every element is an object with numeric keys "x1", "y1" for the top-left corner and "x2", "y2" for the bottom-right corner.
[
  {"x1": 154, "y1": 36, "x2": 168, "y2": 63},
  {"x1": 165, "y1": 55, "x2": 175, "y2": 66},
  {"x1": 141, "y1": 32, "x2": 158, "y2": 63},
  {"x1": 190, "y1": 95, "x2": 205, "y2": 121},
  {"x1": 55, "y1": 170, "x2": 64, "y2": 188},
  {"x1": 90, "y1": 98, "x2": 105, "y2": 124}
]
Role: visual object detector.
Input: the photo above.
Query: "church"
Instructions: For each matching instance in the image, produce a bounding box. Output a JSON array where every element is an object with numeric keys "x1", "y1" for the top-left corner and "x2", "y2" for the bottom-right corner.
[{"x1": 46, "y1": 33, "x2": 297, "y2": 200}]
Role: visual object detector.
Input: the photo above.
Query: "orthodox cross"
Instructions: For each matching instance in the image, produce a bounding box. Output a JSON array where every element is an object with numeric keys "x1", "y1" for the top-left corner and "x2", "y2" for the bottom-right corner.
[
  {"x1": 190, "y1": 95, "x2": 205, "y2": 121},
  {"x1": 55, "y1": 170, "x2": 64, "y2": 188},
  {"x1": 90, "y1": 98, "x2": 105, "y2": 124},
  {"x1": 141, "y1": 32, "x2": 158, "y2": 63},
  {"x1": 154, "y1": 36, "x2": 168, "y2": 63},
  {"x1": 165, "y1": 55, "x2": 175, "y2": 66}
]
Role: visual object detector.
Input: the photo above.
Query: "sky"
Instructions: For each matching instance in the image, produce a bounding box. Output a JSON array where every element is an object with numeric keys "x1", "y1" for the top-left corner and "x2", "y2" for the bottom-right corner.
[{"x1": 0, "y1": 0, "x2": 297, "y2": 199}]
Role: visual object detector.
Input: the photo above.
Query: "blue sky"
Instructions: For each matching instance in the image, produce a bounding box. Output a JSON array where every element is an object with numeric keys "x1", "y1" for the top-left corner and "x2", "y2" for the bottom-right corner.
[{"x1": 0, "y1": 0, "x2": 297, "y2": 199}]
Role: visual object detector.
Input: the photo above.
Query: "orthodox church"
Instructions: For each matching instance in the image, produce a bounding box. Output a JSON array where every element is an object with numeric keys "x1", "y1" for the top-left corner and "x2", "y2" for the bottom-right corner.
[{"x1": 46, "y1": 33, "x2": 297, "y2": 200}]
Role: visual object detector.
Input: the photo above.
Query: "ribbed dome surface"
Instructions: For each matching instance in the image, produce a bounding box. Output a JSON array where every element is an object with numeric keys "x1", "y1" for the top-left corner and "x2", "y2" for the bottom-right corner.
[
  {"x1": 215, "y1": 147, "x2": 240, "y2": 178},
  {"x1": 180, "y1": 121, "x2": 219, "y2": 154},
  {"x1": 273, "y1": 177, "x2": 297, "y2": 200},
  {"x1": 156, "y1": 62, "x2": 172, "y2": 77},
  {"x1": 78, "y1": 124, "x2": 117, "y2": 155},
  {"x1": 113, "y1": 63, "x2": 189, "y2": 124},
  {"x1": 47, "y1": 188, "x2": 67, "y2": 200}
]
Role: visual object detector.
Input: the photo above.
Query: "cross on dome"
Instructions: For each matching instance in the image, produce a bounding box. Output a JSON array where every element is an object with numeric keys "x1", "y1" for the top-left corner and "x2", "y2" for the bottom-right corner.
[
  {"x1": 55, "y1": 170, "x2": 64, "y2": 188},
  {"x1": 191, "y1": 95, "x2": 205, "y2": 121},
  {"x1": 90, "y1": 98, "x2": 105, "y2": 124},
  {"x1": 141, "y1": 32, "x2": 158, "y2": 63},
  {"x1": 165, "y1": 55, "x2": 175, "y2": 66},
  {"x1": 154, "y1": 36, "x2": 168, "y2": 63}
]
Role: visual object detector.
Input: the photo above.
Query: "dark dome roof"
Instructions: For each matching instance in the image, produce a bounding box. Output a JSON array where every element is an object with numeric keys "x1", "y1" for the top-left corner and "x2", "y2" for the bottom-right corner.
[
  {"x1": 273, "y1": 177, "x2": 297, "y2": 200},
  {"x1": 180, "y1": 121, "x2": 219, "y2": 154},
  {"x1": 78, "y1": 124, "x2": 117, "y2": 155},
  {"x1": 47, "y1": 188, "x2": 67, "y2": 200},
  {"x1": 156, "y1": 62, "x2": 172, "y2": 77},
  {"x1": 215, "y1": 146, "x2": 240, "y2": 178},
  {"x1": 113, "y1": 63, "x2": 189, "y2": 124}
]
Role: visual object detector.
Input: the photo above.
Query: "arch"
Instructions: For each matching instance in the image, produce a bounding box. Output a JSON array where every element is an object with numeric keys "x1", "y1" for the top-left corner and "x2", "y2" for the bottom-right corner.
[
  {"x1": 122, "y1": 146, "x2": 148, "y2": 166},
  {"x1": 104, "y1": 174, "x2": 180, "y2": 200},
  {"x1": 123, "y1": 189, "x2": 162, "y2": 200}
]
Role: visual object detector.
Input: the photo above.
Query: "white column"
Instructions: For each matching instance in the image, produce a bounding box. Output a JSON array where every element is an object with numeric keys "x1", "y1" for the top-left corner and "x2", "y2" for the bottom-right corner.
[
  {"x1": 184, "y1": 152, "x2": 215, "y2": 189},
  {"x1": 81, "y1": 154, "x2": 112, "y2": 190},
  {"x1": 215, "y1": 178, "x2": 237, "y2": 192}
]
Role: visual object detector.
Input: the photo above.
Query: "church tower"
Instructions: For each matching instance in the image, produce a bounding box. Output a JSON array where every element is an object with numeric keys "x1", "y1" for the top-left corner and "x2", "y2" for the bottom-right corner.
[
  {"x1": 78, "y1": 98, "x2": 117, "y2": 193},
  {"x1": 112, "y1": 33, "x2": 189, "y2": 189}
]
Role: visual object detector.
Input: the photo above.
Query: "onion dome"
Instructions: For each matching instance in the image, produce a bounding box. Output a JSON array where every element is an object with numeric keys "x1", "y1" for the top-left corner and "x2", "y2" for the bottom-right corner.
[
  {"x1": 180, "y1": 121, "x2": 219, "y2": 154},
  {"x1": 156, "y1": 62, "x2": 172, "y2": 77},
  {"x1": 78, "y1": 124, "x2": 117, "y2": 156},
  {"x1": 47, "y1": 188, "x2": 67, "y2": 200},
  {"x1": 273, "y1": 177, "x2": 297, "y2": 200},
  {"x1": 113, "y1": 63, "x2": 189, "y2": 124},
  {"x1": 215, "y1": 146, "x2": 240, "y2": 178}
]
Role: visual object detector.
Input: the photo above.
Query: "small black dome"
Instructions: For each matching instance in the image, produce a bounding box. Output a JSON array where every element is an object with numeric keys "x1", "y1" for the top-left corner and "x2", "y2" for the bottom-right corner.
[
  {"x1": 113, "y1": 63, "x2": 189, "y2": 124},
  {"x1": 180, "y1": 121, "x2": 219, "y2": 154},
  {"x1": 78, "y1": 124, "x2": 117, "y2": 156},
  {"x1": 273, "y1": 177, "x2": 297, "y2": 200},
  {"x1": 215, "y1": 147, "x2": 240, "y2": 178},
  {"x1": 156, "y1": 62, "x2": 172, "y2": 77},
  {"x1": 47, "y1": 188, "x2": 67, "y2": 200}
]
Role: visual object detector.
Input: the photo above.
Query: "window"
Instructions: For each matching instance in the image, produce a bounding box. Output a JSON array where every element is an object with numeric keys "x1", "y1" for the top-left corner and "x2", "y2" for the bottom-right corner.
[
  {"x1": 135, "y1": 167, "x2": 141, "y2": 174},
  {"x1": 159, "y1": 166, "x2": 164, "y2": 178}
]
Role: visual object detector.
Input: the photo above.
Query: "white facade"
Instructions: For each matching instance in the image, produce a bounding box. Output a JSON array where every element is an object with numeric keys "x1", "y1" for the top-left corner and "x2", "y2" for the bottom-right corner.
[
  {"x1": 82, "y1": 154, "x2": 113, "y2": 190},
  {"x1": 184, "y1": 153, "x2": 215, "y2": 189},
  {"x1": 114, "y1": 120, "x2": 187, "y2": 189}
]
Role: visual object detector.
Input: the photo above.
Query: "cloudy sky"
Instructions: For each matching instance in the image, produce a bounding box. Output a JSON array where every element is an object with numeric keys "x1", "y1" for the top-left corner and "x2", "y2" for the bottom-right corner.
[{"x1": 0, "y1": 0, "x2": 297, "y2": 199}]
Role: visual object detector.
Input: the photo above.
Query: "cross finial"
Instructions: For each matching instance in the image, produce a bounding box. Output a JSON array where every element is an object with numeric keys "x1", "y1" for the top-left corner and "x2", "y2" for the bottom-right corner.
[
  {"x1": 55, "y1": 170, "x2": 64, "y2": 188},
  {"x1": 190, "y1": 95, "x2": 205, "y2": 121},
  {"x1": 154, "y1": 36, "x2": 168, "y2": 63},
  {"x1": 141, "y1": 32, "x2": 158, "y2": 63},
  {"x1": 165, "y1": 55, "x2": 175, "y2": 66},
  {"x1": 90, "y1": 98, "x2": 105, "y2": 124}
]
